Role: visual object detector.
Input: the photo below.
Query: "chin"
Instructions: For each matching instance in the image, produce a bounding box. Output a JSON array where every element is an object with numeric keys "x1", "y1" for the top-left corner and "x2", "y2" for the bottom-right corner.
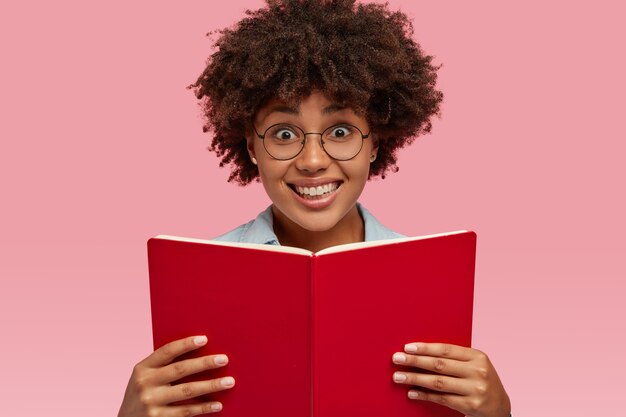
[
  {"x1": 271, "y1": 199, "x2": 350, "y2": 234},
  {"x1": 294, "y1": 218, "x2": 340, "y2": 233},
  {"x1": 286, "y1": 208, "x2": 344, "y2": 232}
]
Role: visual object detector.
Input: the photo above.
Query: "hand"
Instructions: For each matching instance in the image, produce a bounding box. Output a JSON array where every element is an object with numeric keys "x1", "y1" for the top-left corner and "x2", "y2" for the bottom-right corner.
[
  {"x1": 391, "y1": 342, "x2": 510, "y2": 417},
  {"x1": 118, "y1": 335, "x2": 235, "y2": 417}
]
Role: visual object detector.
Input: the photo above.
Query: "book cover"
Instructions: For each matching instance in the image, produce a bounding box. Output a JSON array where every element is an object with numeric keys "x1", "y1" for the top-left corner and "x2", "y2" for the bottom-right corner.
[{"x1": 148, "y1": 231, "x2": 476, "y2": 417}]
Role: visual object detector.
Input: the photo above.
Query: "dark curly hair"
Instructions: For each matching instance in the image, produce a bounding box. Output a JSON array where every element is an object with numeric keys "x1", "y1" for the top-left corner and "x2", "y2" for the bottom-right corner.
[{"x1": 188, "y1": 0, "x2": 443, "y2": 185}]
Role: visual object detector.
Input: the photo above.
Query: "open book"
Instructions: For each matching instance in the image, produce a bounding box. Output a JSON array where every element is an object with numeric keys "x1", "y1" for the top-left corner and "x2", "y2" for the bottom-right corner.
[{"x1": 148, "y1": 231, "x2": 476, "y2": 417}]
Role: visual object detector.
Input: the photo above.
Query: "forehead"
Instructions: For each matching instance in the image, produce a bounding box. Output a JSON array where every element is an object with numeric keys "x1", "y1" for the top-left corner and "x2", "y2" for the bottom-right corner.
[{"x1": 255, "y1": 92, "x2": 358, "y2": 121}]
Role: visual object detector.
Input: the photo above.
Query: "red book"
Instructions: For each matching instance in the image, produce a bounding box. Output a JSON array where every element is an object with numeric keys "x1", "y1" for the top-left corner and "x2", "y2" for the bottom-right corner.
[{"x1": 148, "y1": 231, "x2": 476, "y2": 417}]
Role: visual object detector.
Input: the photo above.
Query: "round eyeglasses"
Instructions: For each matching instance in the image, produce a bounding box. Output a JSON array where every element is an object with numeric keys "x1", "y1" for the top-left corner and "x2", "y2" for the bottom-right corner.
[{"x1": 253, "y1": 123, "x2": 370, "y2": 161}]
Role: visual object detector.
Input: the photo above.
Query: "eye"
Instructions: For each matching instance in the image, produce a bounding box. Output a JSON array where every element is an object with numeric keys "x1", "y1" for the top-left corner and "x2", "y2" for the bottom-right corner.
[
  {"x1": 275, "y1": 129, "x2": 295, "y2": 140},
  {"x1": 267, "y1": 125, "x2": 301, "y2": 142},
  {"x1": 327, "y1": 125, "x2": 355, "y2": 139}
]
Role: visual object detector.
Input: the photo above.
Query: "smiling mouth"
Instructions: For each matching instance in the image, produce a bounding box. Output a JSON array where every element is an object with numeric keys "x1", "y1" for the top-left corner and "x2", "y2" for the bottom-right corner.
[{"x1": 288, "y1": 182, "x2": 342, "y2": 200}]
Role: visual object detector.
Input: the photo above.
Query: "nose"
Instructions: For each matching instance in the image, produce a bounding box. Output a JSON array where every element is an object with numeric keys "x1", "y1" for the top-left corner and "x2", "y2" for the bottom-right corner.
[{"x1": 294, "y1": 133, "x2": 331, "y2": 172}]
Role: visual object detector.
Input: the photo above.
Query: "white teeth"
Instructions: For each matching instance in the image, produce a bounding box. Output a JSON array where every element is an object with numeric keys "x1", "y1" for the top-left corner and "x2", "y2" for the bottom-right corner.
[{"x1": 295, "y1": 182, "x2": 339, "y2": 197}]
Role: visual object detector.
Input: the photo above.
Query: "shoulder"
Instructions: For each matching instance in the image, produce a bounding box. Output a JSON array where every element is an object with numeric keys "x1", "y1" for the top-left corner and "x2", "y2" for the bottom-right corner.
[
  {"x1": 358, "y1": 203, "x2": 406, "y2": 241},
  {"x1": 212, "y1": 222, "x2": 250, "y2": 242},
  {"x1": 212, "y1": 205, "x2": 280, "y2": 245}
]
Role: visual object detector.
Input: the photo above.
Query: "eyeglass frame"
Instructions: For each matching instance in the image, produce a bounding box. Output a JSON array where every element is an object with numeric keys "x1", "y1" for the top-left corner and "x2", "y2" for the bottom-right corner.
[{"x1": 251, "y1": 122, "x2": 371, "y2": 161}]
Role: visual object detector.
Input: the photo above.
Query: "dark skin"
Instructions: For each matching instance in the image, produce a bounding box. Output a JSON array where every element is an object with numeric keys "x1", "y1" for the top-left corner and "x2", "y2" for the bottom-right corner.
[
  {"x1": 392, "y1": 342, "x2": 511, "y2": 417},
  {"x1": 118, "y1": 336, "x2": 232, "y2": 416}
]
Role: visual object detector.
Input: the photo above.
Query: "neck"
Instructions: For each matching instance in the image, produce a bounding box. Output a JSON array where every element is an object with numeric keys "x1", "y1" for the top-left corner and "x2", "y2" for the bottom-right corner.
[{"x1": 272, "y1": 205, "x2": 364, "y2": 252}]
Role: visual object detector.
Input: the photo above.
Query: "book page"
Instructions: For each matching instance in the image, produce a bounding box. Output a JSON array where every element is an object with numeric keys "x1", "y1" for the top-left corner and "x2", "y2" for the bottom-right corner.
[
  {"x1": 315, "y1": 230, "x2": 469, "y2": 255},
  {"x1": 154, "y1": 234, "x2": 313, "y2": 255}
]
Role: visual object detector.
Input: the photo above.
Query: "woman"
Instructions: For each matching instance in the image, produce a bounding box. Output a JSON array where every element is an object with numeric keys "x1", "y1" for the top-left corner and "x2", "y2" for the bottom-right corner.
[{"x1": 118, "y1": 1, "x2": 511, "y2": 416}]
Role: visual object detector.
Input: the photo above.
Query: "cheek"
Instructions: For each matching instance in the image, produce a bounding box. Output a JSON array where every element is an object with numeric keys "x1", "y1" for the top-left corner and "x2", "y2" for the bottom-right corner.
[
  {"x1": 256, "y1": 160, "x2": 290, "y2": 186},
  {"x1": 257, "y1": 166, "x2": 273, "y2": 187},
  {"x1": 347, "y1": 153, "x2": 373, "y2": 178}
]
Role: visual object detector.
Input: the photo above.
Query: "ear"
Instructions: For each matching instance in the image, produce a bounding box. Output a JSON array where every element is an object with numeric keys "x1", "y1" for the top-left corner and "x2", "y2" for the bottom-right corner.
[
  {"x1": 369, "y1": 138, "x2": 379, "y2": 163},
  {"x1": 245, "y1": 130, "x2": 258, "y2": 165}
]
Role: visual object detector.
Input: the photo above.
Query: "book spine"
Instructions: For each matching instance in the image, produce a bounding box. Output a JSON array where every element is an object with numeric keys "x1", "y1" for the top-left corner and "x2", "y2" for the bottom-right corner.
[
  {"x1": 310, "y1": 254, "x2": 318, "y2": 417},
  {"x1": 469, "y1": 233, "x2": 478, "y2": 347}
]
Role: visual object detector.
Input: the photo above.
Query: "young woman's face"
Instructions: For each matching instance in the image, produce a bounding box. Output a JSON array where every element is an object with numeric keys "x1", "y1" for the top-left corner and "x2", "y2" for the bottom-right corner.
[{"x1": 247, "y1": 91, "x2": 378, "y2": 232}]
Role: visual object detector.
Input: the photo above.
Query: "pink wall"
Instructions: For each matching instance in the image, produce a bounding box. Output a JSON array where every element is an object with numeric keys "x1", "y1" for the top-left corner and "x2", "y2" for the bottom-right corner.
[{"x1": 1, "y1": 1, "x2": 624, "y2": 415}]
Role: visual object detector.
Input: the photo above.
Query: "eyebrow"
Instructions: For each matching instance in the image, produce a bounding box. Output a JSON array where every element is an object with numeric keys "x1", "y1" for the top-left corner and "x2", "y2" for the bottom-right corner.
[
  {"x1": 322, "y1": 103, "x2": 347, "y2": 114},
  {"x1": 266, "y1": 105, "x2": 299, "y2": 116}
]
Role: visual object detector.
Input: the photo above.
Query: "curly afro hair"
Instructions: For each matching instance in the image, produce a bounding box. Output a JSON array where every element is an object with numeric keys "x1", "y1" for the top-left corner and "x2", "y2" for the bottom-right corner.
[{"x1": 188, "y1": 0, "x2": 443, "y2": 185}]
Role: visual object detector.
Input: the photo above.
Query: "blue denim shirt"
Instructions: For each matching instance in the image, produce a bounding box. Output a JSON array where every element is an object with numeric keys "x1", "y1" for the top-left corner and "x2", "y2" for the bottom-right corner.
[{"x1": 213, "y1": 203, "x2": 404, "y2": 244}]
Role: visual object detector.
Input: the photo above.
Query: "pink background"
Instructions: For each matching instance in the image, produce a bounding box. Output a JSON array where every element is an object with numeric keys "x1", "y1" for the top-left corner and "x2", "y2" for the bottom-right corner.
[{"x1": 1, "y1": 0, "x2": 624, "y2": 415}]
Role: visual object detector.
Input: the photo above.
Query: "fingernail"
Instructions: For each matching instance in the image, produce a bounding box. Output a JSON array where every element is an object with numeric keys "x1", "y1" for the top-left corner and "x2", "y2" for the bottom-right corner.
[
  {"x1": 393, "y1": 372, "x2": 407, "y2": 383},
  {"x1": 404, "y1": 343, "x2": 418, "y2": 353},
  {"x1": 393, "y1": 352, "x2": 407, "y2": 363},
  {"x1": 221, "y1": 376, "x2": 235, "y2": 387},
  {"x1": 194, "y1": 336, "x2": 207, "y2": 346},
  {"x1": 214, "y1": 355, "x2": 228, "y2": 366},
  {"x1": 408, "y1": 391, "x2": 419, "y2": 399},
  {"x1": 211, "y1": 402, "x2": 223, "y2": 411}
]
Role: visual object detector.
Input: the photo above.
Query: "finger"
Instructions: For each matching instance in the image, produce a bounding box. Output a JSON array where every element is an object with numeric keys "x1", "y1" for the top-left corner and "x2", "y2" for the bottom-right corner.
[
  {"x1": 393, "y1": 371, "x2": 472, "y2": 396},
  {"x1": 392, "y1": 352, "x2": 469, "y2": 378},
  {"x1": 157, "y1": 401, "x2": 223, "y2": 416},
  {"x1": 143, "y1": 335, "x2": 208, "y2": 368},
  {"x1": 161, "y1": 376, "x2": 236, "y2": 404},
  {"x1": 407, "y1": 390, "x2": 467, "y2": 414},
  {"x1": 404, "y1": 342, "x2": 474, "y2": 361},
  {"x1": 155, "y1": 354, "x2": 229, "y2": 385}
]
